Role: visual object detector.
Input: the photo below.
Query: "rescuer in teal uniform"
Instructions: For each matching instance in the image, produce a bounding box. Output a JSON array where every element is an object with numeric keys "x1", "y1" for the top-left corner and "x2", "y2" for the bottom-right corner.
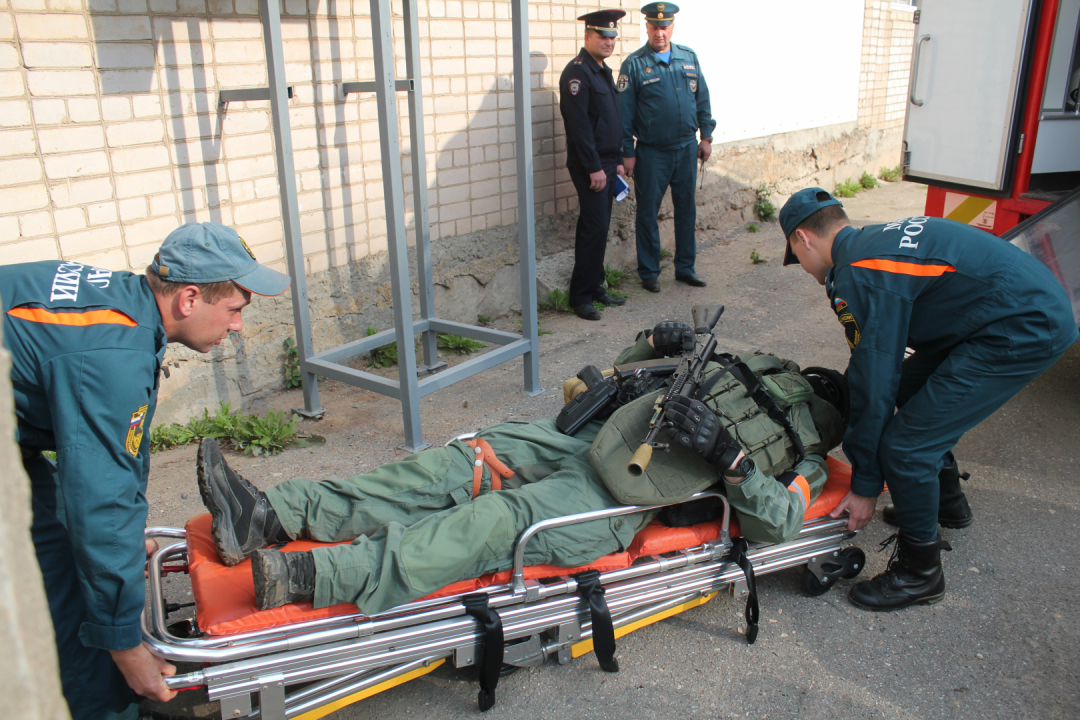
[
  {"x1": 618, "y1": 2, "x2": 715, "y2": 292},
  {"x1": 1, "y1": 223, "x2": 290, "y2": 720},
  {"x1": 780, "y1": 187, "x2": 1078, "y2": 612}
]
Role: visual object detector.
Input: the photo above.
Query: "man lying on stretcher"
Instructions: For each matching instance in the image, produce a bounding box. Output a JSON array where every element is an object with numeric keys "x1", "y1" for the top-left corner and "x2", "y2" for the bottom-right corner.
[{"x1": 196, "y1": 322, "x2": 848, "y2": 614}]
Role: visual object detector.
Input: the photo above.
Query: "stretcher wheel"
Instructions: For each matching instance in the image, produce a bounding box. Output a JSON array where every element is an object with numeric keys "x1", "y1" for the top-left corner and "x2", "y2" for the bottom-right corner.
[
  {"x1": 837, "y1": 547, "x2": 866, "y2": 579},
  {"x1": 801, "y1": 547, "x2": 866, "y2": 596},
  {"x1": 801, "y1": 567, "x2": 837, "y2": 596}
]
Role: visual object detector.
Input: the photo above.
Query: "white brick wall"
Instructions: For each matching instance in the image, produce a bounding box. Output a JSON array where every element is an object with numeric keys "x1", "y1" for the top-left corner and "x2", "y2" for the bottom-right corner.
[
  {"x1": 1, "y1": 1, "x2": 901, "y2": 279},
  {"x1": 0, "y1": 0, "x2": 648, "y2": 275}
]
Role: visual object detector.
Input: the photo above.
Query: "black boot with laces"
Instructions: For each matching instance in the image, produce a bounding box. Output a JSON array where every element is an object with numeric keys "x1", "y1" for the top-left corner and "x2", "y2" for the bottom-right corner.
[{"x1": 848, "y1": 533, "x2": 952, "y2": 612}]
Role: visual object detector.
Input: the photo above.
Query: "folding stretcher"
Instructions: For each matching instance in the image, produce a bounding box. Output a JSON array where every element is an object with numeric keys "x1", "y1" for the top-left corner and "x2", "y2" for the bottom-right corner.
[{"x1": 143, "y1": 456, "x2": 865, "y2": 720}]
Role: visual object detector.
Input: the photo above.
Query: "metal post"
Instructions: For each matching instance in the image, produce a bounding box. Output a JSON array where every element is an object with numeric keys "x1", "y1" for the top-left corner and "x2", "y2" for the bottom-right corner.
[
  {"x1": 512, "y1": 0, "x2": 542, "y2": 395},
  {"x1": 403, "y1": 0, "x2": 442, "y2": 374},
  {"x1": 370, "y1": 0, "x2": 427, "y2": 451},
  {"x1": 261, "y1": 0, "x2": 324, "y2": 417}
]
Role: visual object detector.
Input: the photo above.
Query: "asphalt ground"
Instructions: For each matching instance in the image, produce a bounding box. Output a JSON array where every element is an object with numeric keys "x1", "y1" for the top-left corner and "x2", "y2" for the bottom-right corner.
[{"x1": 143, "y1": 181, "x2": 1080, "y2": 720}]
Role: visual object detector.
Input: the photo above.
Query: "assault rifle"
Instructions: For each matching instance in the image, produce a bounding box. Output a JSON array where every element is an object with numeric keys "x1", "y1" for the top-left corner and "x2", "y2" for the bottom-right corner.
[{"x1": 628, "y1": 303, "x2": 725, "y2": 476}]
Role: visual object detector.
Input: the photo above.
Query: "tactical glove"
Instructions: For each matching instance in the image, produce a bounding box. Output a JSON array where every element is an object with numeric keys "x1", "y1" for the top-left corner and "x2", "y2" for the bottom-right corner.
[
  {"x1": 664, "y1": 395, "x2": 742, "y2": 470},
  {"x1": 651, "y1": 321, "x2": 695, "y2": 357}
]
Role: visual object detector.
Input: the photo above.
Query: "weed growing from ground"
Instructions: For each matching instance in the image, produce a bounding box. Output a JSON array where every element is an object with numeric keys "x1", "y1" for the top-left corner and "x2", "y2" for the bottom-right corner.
[
  {"x1": 659, "y1": 248, "x2": 673, "y2": 260},
  {"x1": 879, "y1": 165, "x2": 902, "y2": 183},
  {"x1": 859, "y1": 172, "x2": 879, "y2": 190},
  {"x1": 748, "y1": 222, "x2": 759, "y2": 233},
  {"x1": 437, "y1": 334, "x2": 487, "y2": 354},
  {"x1": 150, "y1": 402, "x2": 319, "y2": 456},
  {"x1": 477, "y1": 314, "x2": 492, "y2": 324},
  {"x1": 514, "y1": 317, "x2": 553, "y2": 336},
  {"x1": 834, "y1": 179, "x2": 861, "y2": 198},
  {"x1": 754, "y1": 185, "x2": 776, "y2": 222},
  {"x1": 604, "y1": 265, "x2": 629, "y2": 289},
  {"x1": 750, "y1": 249, "x2": 766, "y2": 264},
  {"x1": 365, "y1": 326, "x2": 399, "y2": 367},
  {"x1": 283, "y1": 336, "x2": 302, "y2": 388},
  {"x1": 541, "y1": 288, "x2": 572, "y2": 313}
]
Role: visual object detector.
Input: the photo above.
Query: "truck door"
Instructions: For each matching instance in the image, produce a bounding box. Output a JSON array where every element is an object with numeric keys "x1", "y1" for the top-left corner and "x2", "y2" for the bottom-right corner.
[{"x1": 902, "y1": 0, "x2": 1040, "y2": 193}]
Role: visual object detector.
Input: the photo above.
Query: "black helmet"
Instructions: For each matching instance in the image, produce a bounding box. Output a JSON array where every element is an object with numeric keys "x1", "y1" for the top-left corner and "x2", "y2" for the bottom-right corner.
[{"x1": 801, "y1": 366, "x2": 849, "y2": 424}]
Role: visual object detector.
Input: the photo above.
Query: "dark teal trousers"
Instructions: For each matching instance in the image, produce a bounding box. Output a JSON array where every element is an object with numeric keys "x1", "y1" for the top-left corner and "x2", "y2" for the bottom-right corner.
[
  {"x1": 885, "y1": 342, "x2": 1070, "y2": 540},
  {"x1": 25, "y1": 450, "x2": 138, "y2": 720},
  {"x1": 633, "y1": 141, "x2": 698, "y2": 280}
]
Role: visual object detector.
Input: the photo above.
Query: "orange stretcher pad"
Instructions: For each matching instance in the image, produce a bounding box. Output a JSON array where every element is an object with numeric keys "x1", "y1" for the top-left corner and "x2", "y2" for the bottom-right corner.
[{"x1": 187, "y1": 458, "x2": 853, "y2": 636}]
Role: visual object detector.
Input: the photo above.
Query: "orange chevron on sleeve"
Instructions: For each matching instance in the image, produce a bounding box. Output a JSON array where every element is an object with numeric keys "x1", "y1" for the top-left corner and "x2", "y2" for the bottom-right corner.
[
  {"x1": 8, "y1": 307, "x2": 138, "y2": 327},
  {"x1": 787, "y1": 474, "x2": 811, "y2": 507},
  {"x1": 851, "y1": 258, "x2": 956, "y2": 277}
]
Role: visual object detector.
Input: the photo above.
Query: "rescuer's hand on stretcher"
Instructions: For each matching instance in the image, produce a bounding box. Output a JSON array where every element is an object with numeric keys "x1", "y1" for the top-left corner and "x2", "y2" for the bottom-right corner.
[
  {"x1": 110, "y1": 643, "x2": 178, "y2": 703},
  {"x1": 829, "y1": 491, "x2": 878, "y2": 532}
]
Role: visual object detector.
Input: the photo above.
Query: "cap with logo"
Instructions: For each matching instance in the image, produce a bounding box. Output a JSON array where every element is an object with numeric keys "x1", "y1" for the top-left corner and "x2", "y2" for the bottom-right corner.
[
  {"x1": 579, "y1": 9, "x2": 626, "y2": 37},
  {"x1": 779, "y1": 188, "x2": 843, "y2": 266},
  {"x1": 150, "y1": 222, "x2": 291, "y2": 296},
  {"x1": 641, "y1": 1, "x2": 678, "y2": 26}
]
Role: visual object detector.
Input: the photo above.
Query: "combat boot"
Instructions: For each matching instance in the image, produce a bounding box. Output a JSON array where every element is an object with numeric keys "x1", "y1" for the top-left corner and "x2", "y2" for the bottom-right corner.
[
  {"x1": 252, "y1": 548, "x2": 316, "y2": 610},
  {"x1": 197, "y1": 438, "x2": 290, "y2": 566},
  {"x1": 882, "y1": 461, "x2": 973, "y2": 529},
  {"x1": 848, "y1": 533, "x2": 952, "y2": 612}
]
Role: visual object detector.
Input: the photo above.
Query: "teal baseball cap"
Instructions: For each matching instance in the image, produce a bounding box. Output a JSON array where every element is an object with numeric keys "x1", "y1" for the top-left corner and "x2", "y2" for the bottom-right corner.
[
  {"x1": 779, "y1": 188, "x2": 842, "y2": 266},
  {"x1": 151, "y1": 222, "x2": 291, "y2": 296}
]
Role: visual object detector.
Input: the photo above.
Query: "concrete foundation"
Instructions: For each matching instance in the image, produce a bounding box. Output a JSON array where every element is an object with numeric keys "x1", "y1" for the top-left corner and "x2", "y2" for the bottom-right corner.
[{"x1": 155, "y1": 120, "x2": 902, "y2": 425}]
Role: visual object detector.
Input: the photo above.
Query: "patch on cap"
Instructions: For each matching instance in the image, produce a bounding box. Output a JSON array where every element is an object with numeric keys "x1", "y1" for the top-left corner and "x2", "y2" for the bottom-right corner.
[{"x1": 238, "y1": 236, "x2": 256, "y2": 260}]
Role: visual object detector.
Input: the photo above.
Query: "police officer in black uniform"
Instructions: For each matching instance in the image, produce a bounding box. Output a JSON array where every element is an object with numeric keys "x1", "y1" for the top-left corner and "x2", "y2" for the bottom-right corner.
[{"x1": 559, "y1": 9, "x2": 628, "y2": 321}]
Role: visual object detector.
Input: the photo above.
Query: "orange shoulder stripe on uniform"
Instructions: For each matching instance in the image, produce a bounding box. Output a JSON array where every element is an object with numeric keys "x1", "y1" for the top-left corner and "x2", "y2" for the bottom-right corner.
[
  {"x1": 851, "y1": 258, "x2": 956, "y2": 277},
  {"x1": 786, "y1": 474, "x2": 811, "y2": 507},
  {"x1": 8, "y1": 307, "x2": 138, "y2": 327}
]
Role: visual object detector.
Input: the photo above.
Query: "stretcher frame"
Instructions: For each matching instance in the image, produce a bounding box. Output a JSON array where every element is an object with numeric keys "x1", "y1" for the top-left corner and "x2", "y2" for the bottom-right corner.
[{"x1": 143, "y1": 491, "x2": 859, "y2": 720}]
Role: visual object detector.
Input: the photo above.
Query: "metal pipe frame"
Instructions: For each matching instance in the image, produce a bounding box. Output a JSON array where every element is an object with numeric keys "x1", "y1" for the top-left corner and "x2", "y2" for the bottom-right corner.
[
  {"x1": 260, "y1": 0, "x2": 541, "y2": 451},
  {"x1": 261, "y1": 0, "x2": 322, "y2": 417}
]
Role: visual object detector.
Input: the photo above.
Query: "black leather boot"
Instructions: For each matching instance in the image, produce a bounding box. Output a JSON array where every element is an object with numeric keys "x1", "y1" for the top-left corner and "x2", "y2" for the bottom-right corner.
[
  {"x1": 197, "y1": 438, "x2": 290, "y2": 566},
  {"x1": 882, "y1": 461, "x2": 973, "y2": 529},
  {"x1": 848, "y1": 533, "x2": 952, "y2": 612},
  {"x1": 252, "y1": 548, "x2": 316, "y2": 610}
]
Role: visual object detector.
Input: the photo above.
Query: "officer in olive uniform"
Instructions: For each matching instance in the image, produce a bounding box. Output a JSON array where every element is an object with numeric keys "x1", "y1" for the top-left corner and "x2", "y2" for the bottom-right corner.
[
  {"x1": 1, "y1": 223, "x2": 290, "y2": 719},
  {"x1": 197, "y1": 324, "x2": 847, "y2": 615},
  {"x1": 618, "y1": 2, "x2": 715, "y2": 292},
  {"x1": 559, "y1": 9, "x2": 628, "y2": 321},
  {"x1": 780, "y1": 187, "x2": 1078, "y2": 612}
]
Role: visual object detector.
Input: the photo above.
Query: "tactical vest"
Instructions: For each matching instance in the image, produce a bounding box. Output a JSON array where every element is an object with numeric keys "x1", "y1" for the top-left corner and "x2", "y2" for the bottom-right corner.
[{"x1": 589, "y1": 352, "x2": 825, "y2": 506}]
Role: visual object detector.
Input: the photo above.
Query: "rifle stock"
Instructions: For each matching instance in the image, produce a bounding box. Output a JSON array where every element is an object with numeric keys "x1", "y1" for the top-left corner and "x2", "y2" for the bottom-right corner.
[{"x1": 627, "y1": 304, "x2": 724, "y2": 476}]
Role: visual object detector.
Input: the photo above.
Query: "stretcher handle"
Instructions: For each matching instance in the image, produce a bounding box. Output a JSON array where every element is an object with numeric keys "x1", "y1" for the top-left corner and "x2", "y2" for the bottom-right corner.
[{"x1": 511, "y1": 490, "x2": 731, "y2": 595}]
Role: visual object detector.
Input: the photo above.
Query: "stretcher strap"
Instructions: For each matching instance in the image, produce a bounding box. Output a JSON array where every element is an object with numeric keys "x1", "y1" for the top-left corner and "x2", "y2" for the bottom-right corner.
[
  {"x1": 465, "y1": 439, "x2": 515, "y2": 499},
  {"x1": 730, "y1": 539, "x2": 759, "y2": 645},
  {"x1": 575, "y1": 570, "x2": 619, "y2": 673},
  {"x1": 463, "y1": 594, "x2": 504, "y2": 712}
]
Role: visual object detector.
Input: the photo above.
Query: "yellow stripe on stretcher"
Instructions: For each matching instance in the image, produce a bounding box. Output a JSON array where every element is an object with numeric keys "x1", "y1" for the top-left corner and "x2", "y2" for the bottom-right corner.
[
  {"x1": 293, "y1": 658, "x2": 446, "y2": 720},
  {"x1": 570, "y1": 591, "x2": 718, "y2": 659},
  {"x1": 945, "y1": 195, "x2": 995, "y2": 226}
]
